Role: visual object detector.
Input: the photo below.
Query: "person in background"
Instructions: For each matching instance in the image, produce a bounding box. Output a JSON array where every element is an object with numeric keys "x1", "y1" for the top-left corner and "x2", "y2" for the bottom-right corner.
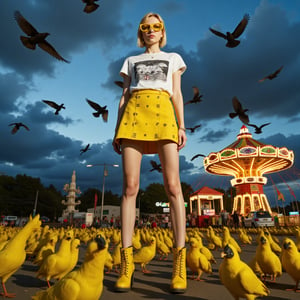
[
  {"x1": 232, "y1": 211, "x2": 240, "y2": 228},
  {"x1": 112, "y1": 12, "x2": 187, "y2": 294}
]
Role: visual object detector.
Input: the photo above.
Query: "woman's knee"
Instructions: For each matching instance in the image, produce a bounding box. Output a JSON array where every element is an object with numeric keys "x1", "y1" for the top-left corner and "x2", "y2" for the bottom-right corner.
[
  {"x1": 123, "y1": 179, "x2": 139, "y2": 198},
  {"x1": 165, "y1": 180, "x2": 181, "y2": 198}
]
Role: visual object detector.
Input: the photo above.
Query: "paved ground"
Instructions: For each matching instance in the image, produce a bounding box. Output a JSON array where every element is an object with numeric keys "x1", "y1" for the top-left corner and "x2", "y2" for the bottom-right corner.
[{"x1": 2, "y1": 233, "x2": 300, "y2": 300}]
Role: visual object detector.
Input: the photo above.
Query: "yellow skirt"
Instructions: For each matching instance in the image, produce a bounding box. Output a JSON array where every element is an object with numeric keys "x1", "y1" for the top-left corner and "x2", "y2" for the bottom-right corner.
[{"x1": 115, "y1": 89, "x2": 178, "y2": 154}]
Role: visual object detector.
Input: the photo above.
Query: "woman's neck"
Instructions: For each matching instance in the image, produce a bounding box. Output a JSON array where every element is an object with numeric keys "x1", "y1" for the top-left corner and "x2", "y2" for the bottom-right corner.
[{"x1": 144, "y1": 45, "x2": 161, "y2": 54}]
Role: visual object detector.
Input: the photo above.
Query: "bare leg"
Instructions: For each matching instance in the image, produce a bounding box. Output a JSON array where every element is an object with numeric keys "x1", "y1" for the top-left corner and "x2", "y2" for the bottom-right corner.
[
  {"x1": 158, "y1": 141, "x2": 186, "y2": 248},
  {"x1": 120, "y1": 140, "x2": 143, "y2": 248}
]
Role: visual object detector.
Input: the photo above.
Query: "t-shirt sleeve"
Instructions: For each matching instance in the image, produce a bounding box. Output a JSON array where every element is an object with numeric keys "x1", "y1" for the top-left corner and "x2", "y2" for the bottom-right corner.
[
  {"x1": 173, "y1": 53, "x2": 186, "y2": 74},
  {"x1": 120, "y1": 57, "x2": 131, "y2": 78}
]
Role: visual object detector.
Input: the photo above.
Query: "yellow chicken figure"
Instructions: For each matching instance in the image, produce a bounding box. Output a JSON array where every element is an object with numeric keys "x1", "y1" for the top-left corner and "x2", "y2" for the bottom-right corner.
[
  {"x1": 32, "y1": 235, "x2": 107, "y2": 300},
  {"x1": 194, "y1": 235, "x2": 216, "y2": 264},
  {"x1": 263, "y1": 230, "x2": 281, "y2": 255},
  {"x1": 132, "y1": 229, "x2": 142, "y2": 250},
  {"x1": 187, "y1": 237, "x2": 212, "y2": 281},
  {"x1": 111, "y1": 241, "x2": 121, "y2": 272},
  {"x1": 222, "y1": 226, "x2": 241, "y2": 253},
  {"x1": 219, "y1": 244, "x2": 270, "y2": 300},
  {"x1": 104, "y1": 250, "x2": 113, "y2": 273},
  {"x1": 256, "y1": 233, "x2": 282, "y2": 282},
  {"x1": 281, "y1": 237, "x2": 300, "y2": 292},
  {"x1": 57, "y1": 238, "x2": 81, "y2": 280},
  {"x1": 207, "y1": 226, "x2": 222, "y2": 250},
  {"x1": 37, "y1": 229, "x2": 74, "y2": 287},
  {"x1": 155, "y1": 232, "x2": 170, "y2": 260},
  {"x1": 237, "y1": 228, "x2": 252, "y2": 245},
  {"x1": 34, "y1": 231, "x2": 58, "y2": 266},
  {"x1": 133, "y1": 236, "x2": 156, "y2": 273},
  {"x1": 0, "y1": 214, "x2": 41, "y2": 298}
]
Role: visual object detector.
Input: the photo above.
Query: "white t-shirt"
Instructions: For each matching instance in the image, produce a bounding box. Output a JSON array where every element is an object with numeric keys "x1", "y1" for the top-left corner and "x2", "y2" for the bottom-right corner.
[{"x1": 120, "y1": 51, "x2": 186, "y2": 97}]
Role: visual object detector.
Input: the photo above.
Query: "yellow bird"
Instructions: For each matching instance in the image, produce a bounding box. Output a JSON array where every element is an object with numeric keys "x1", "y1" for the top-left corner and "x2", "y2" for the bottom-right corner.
[
  {"x1": 187, "y1": 237, "x2": 212, "y2": 281},
  {"x1": 294, "y1": 227, "x2": 300, "y2": 252},
  {"x1": 263, "y1": 229, "x2": 281, "y2": 255},
  {"x1": 111, "y1": 241, "x2": 121, "y2": 272},
  {"x1": 256, "y1": 233, "x2": 282, "y2": 282},
  {"x1": 248, "y1": 254, "x2": 264, "y2": 278},
  {"x1": 32, "y1": 235, "x2": 107, "y2": 300},
  {"x1": 132, "y1": 229, "x2": 142, "y2": 250},
  {"x1": 207, "y1": 226, "x2": 222, "y2": 250},
  {"x1": 0, "y1": 214, "x2": 41, "y2": 298},
  {"x1": 237, "y1": 228, "x2": 252, "y2": 245},
  {"x1": 219, "y1": 244, "x2": 270, "y2": 300},
  {"x1": 155, "y1": 232, "x2": 170, "y2": 260},
  {"x1": 281, "y1": 237, "x2": 300, "y2": 292},
  {"x1": 34, "y1": 231, "x2": 58, "y2": 266},
  {"x1": 37, "y1": 229, "x2": 74, "y2": 287},
  {"x1": 162, "y1": 230, "x2": 173, "y2": 249},
  {"x1": 222, "y1": 226, "x2": 241, "y2": 253},
  {"x1": 194, "y1": 235, "x2": 216, "y2": 264},
  {"x1": 134, "y1": 236, "x2": 156, "y2": 273},
  {"x1": 57, "y1": 238, "x2": 81, "y2": 280}
]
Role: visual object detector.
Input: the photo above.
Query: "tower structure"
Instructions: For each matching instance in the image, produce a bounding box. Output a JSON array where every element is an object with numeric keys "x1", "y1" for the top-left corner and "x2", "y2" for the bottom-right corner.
[
  {"x1": 62, "y1": 170, "x2": 81, "y2": 218},
  {"x1": 203, "y1": 126, "x2": 294, "y2": 215}
]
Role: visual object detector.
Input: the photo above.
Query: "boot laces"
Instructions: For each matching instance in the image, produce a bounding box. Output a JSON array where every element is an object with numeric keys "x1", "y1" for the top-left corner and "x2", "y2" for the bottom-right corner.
[
  {"x1": 173, "y1": 249, "x2": 184, "y2": 278},
  {"x1": 120, "y1": 251, "x2": 129, "y2": 277}
]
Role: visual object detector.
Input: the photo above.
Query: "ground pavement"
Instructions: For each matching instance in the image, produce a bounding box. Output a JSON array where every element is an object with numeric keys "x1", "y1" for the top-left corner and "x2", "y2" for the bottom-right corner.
[{"x1": 2, "y1": 233, "x2": 300, "y2": 300}]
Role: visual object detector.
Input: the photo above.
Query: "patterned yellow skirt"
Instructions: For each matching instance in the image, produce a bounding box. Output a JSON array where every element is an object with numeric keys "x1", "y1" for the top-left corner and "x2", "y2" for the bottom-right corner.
[{"x1": 115, "y1": 89, "x2": 178, "y2": 154}]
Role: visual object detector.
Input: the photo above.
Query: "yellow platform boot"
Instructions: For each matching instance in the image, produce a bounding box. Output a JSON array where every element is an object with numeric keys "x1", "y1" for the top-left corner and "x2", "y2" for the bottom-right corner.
[
  {"x1": 114, "y1": 246, "x2": 135, "y2": 292},
  {"x1": 170, "y1": 247, "x2": 187, "y2": 294}
]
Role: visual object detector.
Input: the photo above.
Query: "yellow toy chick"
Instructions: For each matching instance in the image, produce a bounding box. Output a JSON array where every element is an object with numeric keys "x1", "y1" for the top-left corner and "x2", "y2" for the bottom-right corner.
[
  {"x1": 219, "y1": 244, "x2": 270, "y2": 300},
  {"x1": 187, "y1": 237, "x2": 212, "y2": 281},
  {"x1": 256, "y1": 234, "x2": 282, "y2": 282},
  {"x1": 34, "y1": 231, "x2": 58, "y2": 266},
  {"x1": 57, "y1": 238, "x2": 81, "y2": 280},
  {"x1": 133, "y1": 236, "x2": 156, "y2": 273},
  {"x1": 32, "y1": 235, "x2": 107, "y2": 300},
  {"x1": 0, "y1": 214, "x2": 41, "y2": 298},
  {"x1": 37, "y1": 229, "x2": 74, "y2": 287},
  {"x1": 281, "y1": 237, "x2": 300, "y2": 292},
  {"x1": 222, "y1": 226, "x2": 241, "y2": 253}
]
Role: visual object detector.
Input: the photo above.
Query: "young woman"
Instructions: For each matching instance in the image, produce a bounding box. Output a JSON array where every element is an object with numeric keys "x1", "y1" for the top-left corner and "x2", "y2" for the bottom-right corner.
[{"x1": 112, "y1": 12, "x2": 187, "y2": 294}]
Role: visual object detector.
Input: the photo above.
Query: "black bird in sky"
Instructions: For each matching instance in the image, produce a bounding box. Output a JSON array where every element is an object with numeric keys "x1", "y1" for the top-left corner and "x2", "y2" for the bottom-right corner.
[
  {"x1": 114, "y1": 81, "x2": 124, "y2": 89},
  {"x1": 184, "y1": 87, "x2": 203, "y2": 105},
  {"x1": 42, "y1": 100, "x2": 66, "y2": 115},
  {"x1": 9, "y1": 122, "x2": 30, "y2": 134},
  {"x1": 191, "y1": 154, "x2": 206, "y2": 161},
  {"x1": 150, "y1": 160, "x2": 162, "y2": 173},
  {"x1": 86, "y1": 98, "x2": 108, "y2": 122},
  {"x1": 229, "y1": 96, "x2": 249, "y2": 124},
  {"x1": 80, "y1": 143, "x2": 91, "y2": 155},
  {"x1": 186, "y1": 124, "x2": 201, "y2": 133},
  {"x1": 259, "y1": 66, "x2": 284, "y2": 82},
  {"x1": 82, "y1": 0, "x2": 100, "y2": 14},
  {"x1": 14, "y1": 10, "x2": 70, "y2": 63},
  {"x1": 209, "y1": 14, "x2": 250, "y2": 48},
  {"x1": 248, "y1": 123, "x2": 271, "y2": 134}
]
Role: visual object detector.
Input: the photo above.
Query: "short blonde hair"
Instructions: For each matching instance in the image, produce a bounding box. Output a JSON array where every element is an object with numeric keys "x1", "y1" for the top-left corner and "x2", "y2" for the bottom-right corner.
[{"x1": 137, "y1": 12, "x2": 167, "y2": 48}]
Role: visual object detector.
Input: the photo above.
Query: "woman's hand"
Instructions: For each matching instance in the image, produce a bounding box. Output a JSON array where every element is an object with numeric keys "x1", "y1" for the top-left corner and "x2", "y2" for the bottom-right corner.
[
  {"x1": 178, "y1": 128, "x2": 187, "y2": 151},
  {"x1": 112, "y1": 138, "x2": 122, "y2": 154}
]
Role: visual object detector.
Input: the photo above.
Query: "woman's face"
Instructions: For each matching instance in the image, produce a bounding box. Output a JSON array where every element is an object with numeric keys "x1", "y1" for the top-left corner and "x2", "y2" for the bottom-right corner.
[{"x1": 140, "y1": 16, "x2": 164, "y2": 47}]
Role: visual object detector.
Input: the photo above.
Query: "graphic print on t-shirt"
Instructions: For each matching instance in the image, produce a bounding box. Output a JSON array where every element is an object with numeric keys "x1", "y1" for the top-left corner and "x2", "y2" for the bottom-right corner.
[{"x1": 134, "y1": 60, "x2": 169, "y2": 82}]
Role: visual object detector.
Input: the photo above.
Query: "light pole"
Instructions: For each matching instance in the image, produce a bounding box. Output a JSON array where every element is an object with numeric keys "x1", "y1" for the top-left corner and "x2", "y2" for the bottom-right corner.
[{"x1": 86, "y1": 163, "x2": 119, "y2": 224}]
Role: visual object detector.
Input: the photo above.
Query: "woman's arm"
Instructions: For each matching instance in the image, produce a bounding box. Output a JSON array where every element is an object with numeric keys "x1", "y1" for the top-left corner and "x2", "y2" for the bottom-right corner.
[
  {"x1": 112, "y1": 74, "x2": 131, "y2": 154},
  {"x1": 172, "y1": 70, "x2": 187, "y2": 150}
]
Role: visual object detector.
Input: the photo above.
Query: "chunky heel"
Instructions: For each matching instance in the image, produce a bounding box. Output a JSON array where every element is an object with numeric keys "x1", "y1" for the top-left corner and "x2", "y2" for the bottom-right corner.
[{"x1": 114, "y1": 246, "x2": 135, "y2": 292}]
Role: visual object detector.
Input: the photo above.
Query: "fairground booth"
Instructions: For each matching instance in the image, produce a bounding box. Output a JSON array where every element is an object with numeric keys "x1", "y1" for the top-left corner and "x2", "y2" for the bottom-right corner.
[{"x1": 189, "y1": 186, "x2": 224, "y2": 227}]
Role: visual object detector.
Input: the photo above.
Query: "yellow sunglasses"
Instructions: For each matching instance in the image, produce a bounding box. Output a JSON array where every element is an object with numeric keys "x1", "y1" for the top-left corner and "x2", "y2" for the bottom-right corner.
[{"x1": 139, "y1": 22, "x2": 164, "y2": 32}]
